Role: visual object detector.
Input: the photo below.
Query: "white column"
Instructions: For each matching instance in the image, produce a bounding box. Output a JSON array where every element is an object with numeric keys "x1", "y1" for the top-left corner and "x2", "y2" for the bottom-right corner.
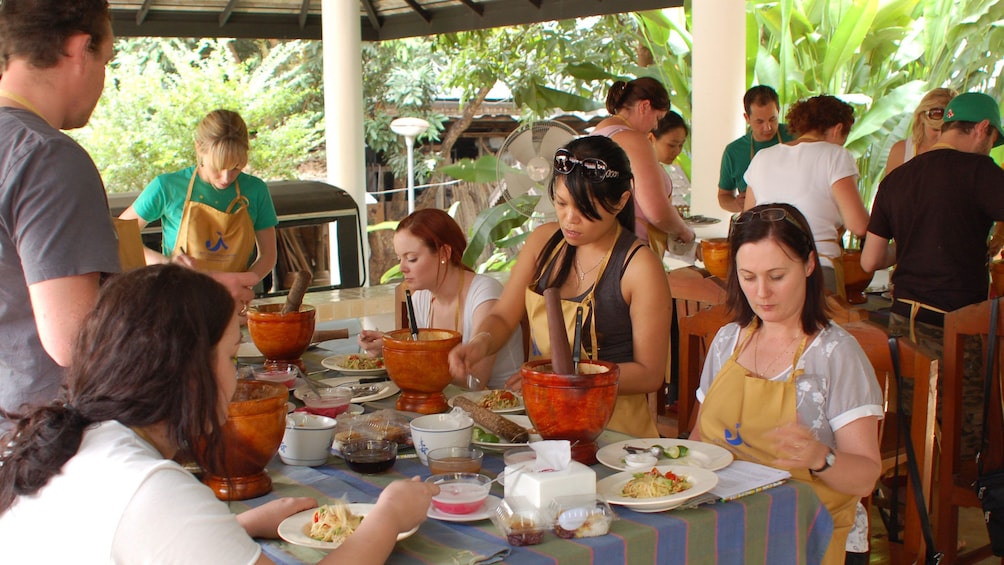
[
  {"x1": 691, "y1": 2, "x2": 747, "y2": 232},
  {"x1": 322, "y1": 0, "x2": 370, "y2": 284}
]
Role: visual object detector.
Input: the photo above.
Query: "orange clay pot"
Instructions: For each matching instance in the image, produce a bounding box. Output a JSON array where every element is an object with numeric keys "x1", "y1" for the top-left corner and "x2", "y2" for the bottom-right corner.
[
  {"x1": 520, "y1": 359, "x2": 619, "y2": 465},
  {"x1": 201, "y1": 380, "x2": 288, "y2": 500},
  {"x1": 247, "y1": 304, "x2": 316, "y2": 371},
  {"x1": 382, "y1": 329, "x2": 462, "y2": 414},
  {"x1": 701, "y1": 237, "x2": 731, "y2": 280}
]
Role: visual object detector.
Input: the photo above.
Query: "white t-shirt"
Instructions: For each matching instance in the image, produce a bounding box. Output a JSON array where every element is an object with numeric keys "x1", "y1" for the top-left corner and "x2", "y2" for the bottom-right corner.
[
  {"x1": 0, "y1": 421, "x2": 261, "y2": 564},
  {"x1": 697, "y1": 321, "x2": 883, "y2": 552},
  {"x1": 743, "y1": 142, "x2": 859, "y2": 268},
  {"x1": 412, "y1": 274, "x2": 523, "y2": 389}
]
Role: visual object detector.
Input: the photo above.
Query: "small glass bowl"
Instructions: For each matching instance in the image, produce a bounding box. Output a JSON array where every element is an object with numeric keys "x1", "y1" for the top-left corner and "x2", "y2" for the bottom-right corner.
[
  {"x1": 301, "y1": 386, "x2": 352, "y2": 418},
  {"x1": 253, "y1": 363, "x2": 298, "y2": 388},
  {"x1": 341, "y1": 439, "x2": 397, "y2": 474},
  {"x1": 425, "y1": 472, "x2": 491, "y2": 515},
  {"x1": 427, "y1": 446, "x2": 484, "y2": 475}
]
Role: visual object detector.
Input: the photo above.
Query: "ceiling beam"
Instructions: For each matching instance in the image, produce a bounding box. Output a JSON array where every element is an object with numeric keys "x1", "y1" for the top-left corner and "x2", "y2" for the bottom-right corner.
[
  {"x1": 458, "y1": 0, "x2": 485, "y2": 17},
  {"x1": 137, "y1": 0, "x2": 155, "y2": 25},
  {"x1": 360, "y1": 0, "x2": 381, "y2": 32},
  {"x1": 220, "y1": 0, "x2": 240, "y2": 27},
  {"x1": 299, "y1": 0, "x2": 310, "y2": 29},
  {"x1": 402, "y1": 0, "x2": 433, "y2": 24}
]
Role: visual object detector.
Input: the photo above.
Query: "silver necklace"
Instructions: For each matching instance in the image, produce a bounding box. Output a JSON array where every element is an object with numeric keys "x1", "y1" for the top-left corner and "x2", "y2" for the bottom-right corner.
[{"x1": 573, "y1": 253, "x2": 604, "y2": 282}]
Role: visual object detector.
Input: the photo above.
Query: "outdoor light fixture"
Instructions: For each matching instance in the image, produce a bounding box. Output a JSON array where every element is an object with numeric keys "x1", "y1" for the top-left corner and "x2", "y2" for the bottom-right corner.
[{"x1": 390, "y1": 117, "x2": 430, "y2": 215}]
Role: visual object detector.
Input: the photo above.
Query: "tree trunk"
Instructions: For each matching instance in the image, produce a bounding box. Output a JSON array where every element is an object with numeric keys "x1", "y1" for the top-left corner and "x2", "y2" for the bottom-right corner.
[{"x1": 438, "y1": 84, "x2": 493, "y2": 159}]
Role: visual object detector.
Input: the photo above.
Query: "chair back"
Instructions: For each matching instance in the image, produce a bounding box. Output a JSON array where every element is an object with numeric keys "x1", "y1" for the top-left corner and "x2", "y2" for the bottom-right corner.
[
  {"x1": 935, "y1": 298, "x2": 1004, "y2": 562},
  {"x1": 841, "y1": 320, "x2": 938, "y2": 561},
  {"x1": 677, "y1": 303, "x2": 731, "y2": 436}
]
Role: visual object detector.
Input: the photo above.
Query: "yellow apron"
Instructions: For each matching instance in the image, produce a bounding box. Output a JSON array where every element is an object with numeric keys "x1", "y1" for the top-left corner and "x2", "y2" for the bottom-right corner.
[
  {"x1": 525, "y1": 227, "x2": 658, "y2": 438},
  {"x1": 639, "y1": 217, "x2": 669, "y2": 259},
  {"x1": 173, "y1": 169, "x2": 256, "y2": 273},
  {"x1": 698, "y1": 325, "x2": 858, "y2": 565}
]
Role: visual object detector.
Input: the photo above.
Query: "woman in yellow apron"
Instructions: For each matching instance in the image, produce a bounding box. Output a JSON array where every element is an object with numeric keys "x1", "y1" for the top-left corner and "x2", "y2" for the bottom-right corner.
[
  {"x1": 690, "y1": 204, "x2": 883, "y2": 565},
  {"x1": 118, "y1": 110, "x2": 278, "y2": 286},
  {"x1": 448, "y1": 136, "x2": 671, "y2": 438}
]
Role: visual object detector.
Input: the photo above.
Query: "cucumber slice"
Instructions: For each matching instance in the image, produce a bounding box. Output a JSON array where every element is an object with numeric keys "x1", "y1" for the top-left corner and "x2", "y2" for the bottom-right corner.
[{"x1": 664, "y1": 445, "x2": 681, "y2": 458}]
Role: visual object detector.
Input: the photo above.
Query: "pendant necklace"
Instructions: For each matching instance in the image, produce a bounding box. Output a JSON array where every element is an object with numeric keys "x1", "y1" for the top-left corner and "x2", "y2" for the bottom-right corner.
[
  {"x1": 573, "y1": 253, "x2": 605, "y2": 286},
  {"x1": 753, "y1": 329, "x2": 801, "y2": 378}
]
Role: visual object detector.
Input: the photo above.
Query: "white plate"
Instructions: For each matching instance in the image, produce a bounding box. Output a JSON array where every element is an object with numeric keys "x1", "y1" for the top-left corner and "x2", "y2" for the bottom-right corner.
[
  {"x1": 426, "y1": 494, "x2": 502, "y2": 522},
  {"x1": 278, "y1": 504, "x2": 418, "y2": 550},
  {"x1": 448, "y1": 391, "x2": 525, "y2": 414},
  {"x1": 471, "y1": 415, "x2": 541, "y2": 451},
  {"x1": 293, "y1": 376, "x2": 399, "y2": 404},
  {"x1": 321, "y1": 354, "x2": 387, "y2": 376},
  {"x1": 597, "y1": 465, "x2": 719, "y2": 512},
  {"x1": 596, "y1": 438, "x2": 733, "y2": 472},
  {"x1": 286, "y1": 402, "x2": 295, "y2": 414}
]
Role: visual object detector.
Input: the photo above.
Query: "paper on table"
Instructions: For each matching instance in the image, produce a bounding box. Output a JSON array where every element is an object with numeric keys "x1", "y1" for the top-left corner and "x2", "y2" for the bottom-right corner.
[{"x1": 709, "y1": 460, "x2": 790, "y2": 501}]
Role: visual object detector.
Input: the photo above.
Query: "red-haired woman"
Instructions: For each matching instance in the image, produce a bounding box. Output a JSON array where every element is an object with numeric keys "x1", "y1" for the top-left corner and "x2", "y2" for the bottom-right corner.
[{"x1": 359, "y1": 209, "x2": 524, "y2": 390}]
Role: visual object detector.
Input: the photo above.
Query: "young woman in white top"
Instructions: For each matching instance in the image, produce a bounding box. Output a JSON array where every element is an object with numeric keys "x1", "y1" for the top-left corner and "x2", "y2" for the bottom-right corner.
[
  {"x1": 883, "y1": 87, "x2": 958, "y2": 176},
  {"x1": 0, "y1": 265, "x2": 436, "y2": 565}
]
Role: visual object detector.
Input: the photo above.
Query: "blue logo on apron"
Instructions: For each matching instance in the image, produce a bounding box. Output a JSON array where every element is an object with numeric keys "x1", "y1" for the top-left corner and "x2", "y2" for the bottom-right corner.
[
  {"x1": 724, "y1": 423, "x2": 743, "y2": 446},
  {"x1": 206, "y1": 231, "x2": 229, "y2": 252}
]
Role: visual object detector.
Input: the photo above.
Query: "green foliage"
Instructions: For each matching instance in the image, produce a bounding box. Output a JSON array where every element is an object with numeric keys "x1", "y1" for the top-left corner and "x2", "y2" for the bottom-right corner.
[
  {"x1": 438, "y1": 155, "x2": 501, "y2": 184},
  {"x1": 72, "y1": 38, "x2": 324, "y2": 193},
  {"x1": 462, "y1": 194, "x2": 540, "y2": 269}
]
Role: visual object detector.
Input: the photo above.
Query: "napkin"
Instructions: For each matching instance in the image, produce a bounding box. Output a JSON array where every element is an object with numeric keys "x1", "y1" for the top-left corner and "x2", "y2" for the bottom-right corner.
[{"x1": 529, "y1": 440, "x2": 571, "y2": 472}]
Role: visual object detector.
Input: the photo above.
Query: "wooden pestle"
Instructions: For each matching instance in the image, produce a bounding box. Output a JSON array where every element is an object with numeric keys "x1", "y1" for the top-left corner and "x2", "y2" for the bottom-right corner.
[
  {"x1": 280, "y1": 270, "x2": 313, "y2": 315},
  {"x1": 311, "y1": 328, "x2": 349, "y2": 342},
  {"x1": 544, "y1": 287, "x2": 574, "y2": 375}
]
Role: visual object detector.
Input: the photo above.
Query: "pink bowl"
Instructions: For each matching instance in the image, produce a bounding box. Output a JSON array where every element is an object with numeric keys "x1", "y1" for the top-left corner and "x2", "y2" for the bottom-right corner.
[{"x1": 426, "y1": 472, "x2": 491, "y2": 514}]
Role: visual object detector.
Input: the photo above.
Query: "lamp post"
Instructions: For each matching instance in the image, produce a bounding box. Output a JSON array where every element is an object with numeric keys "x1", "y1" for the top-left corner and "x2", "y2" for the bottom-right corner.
[{"x1": 390, "y1": 117, "x2": 430, "y2": 215}]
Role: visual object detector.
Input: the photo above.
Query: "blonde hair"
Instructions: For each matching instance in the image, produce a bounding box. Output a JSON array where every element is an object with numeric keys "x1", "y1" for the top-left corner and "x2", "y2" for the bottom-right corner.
[
  {"x1": 911, "y1": 88, "x2": 958, "y2": 148},
  {"x1": 195, "y1": 109, "x2": 250, "y2": 170}
]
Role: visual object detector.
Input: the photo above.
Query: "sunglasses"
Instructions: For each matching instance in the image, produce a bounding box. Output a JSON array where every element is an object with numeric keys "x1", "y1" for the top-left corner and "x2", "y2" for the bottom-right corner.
[
  {"x1": 553, "y1": 148, "x2": 621, "y2": 183},
  {"x1": 926, "y1": 107, "x2": 945, "y2": 120},
  {"x1": 731, "y1": 207, "x2": 811, "y2": 239}
]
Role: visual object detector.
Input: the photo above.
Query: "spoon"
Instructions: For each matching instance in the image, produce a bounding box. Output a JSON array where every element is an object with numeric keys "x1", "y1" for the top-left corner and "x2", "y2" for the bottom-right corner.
[{"x1": 624, "y1": 444, "x2": 689, "y2": 459}]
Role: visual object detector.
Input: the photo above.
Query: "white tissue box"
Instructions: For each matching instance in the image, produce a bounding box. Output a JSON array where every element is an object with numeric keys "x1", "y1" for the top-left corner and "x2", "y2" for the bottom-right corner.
[{"x1": 504, "y1": 461, "x2": 596, "y2": 509}]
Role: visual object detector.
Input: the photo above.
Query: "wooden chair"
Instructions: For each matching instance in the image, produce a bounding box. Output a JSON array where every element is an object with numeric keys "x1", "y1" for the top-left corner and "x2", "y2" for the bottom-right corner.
[
  {"x1": 677, "y1": 303, "x2": 731, "y2": 437},
  {"x1": 841, "y1": 320, "x2": 939, "y2": 561},
  {"x1": 935, "y1": 298, "x2": 1004, "y2": 564},
  {"x1": 826, "y1": 294, "x2": 869, "y2": 324},
  {"x1": 662, "y1": 267, "x2": 728, "y2": 434}
]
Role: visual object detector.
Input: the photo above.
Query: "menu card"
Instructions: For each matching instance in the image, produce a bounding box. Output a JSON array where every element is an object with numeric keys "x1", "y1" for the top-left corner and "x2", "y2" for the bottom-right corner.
[{"x1": 709, "y1": 461, "x2": 791, "y2": 501}]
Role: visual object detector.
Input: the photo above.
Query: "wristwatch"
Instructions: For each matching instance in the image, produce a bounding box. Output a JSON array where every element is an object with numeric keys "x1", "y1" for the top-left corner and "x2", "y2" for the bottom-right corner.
[{"x1": 810, "y1": 448, "x2": 836, "y2": 475}]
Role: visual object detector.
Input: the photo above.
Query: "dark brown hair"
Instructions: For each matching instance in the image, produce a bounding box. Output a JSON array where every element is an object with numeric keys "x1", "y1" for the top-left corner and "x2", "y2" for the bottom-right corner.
[
  {"x1": 726, "y1": 203, "x2": 829, "y2": 334},
  {"x1": 786, "y1": 95, "x2": 855, "y2": 137},
  {"x1": 605, "y1": 77, "x2": 670, "y2": 115},
  {"x1": 0, "y1": 265, "x2": 235, "y2": 514},
  {"x1": 743, "y1": 85, "x2": 780, "y2": 115},
  {"x1": 0, "y1": 0, "x2": 111, "y2": 71},
  {"x1": 652, "y1": 111, "x2": 689, "y2": 138}
]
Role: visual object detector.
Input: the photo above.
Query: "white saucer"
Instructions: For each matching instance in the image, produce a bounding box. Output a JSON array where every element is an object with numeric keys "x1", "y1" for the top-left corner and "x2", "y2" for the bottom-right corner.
[{"x1": 426, "y1": 494, "x2": 502, "y2": 522}]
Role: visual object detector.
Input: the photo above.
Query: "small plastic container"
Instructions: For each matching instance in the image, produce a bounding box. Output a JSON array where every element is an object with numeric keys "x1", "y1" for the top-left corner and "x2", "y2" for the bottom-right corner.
[
  {"x1": 548, "y1": 494, "x2": 617, "y2": 539},
  {"x1": 490, "y1": 497, "x2": 548, "y2": 546}
]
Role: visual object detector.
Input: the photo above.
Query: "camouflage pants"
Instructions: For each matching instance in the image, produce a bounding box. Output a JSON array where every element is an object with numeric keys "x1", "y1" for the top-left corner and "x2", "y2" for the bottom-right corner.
[{"x1": 889, "y1": 313, "x2": 986, "y2": 462}]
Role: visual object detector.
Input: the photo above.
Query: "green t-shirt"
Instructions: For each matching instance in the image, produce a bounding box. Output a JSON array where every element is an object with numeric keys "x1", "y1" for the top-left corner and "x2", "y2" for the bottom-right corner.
[
  {"x1": 131, "y1": 166, "x2": 279, "y2": 256},
  {"x1": 718, "y1": 124, "x2": 793, "y2": 193}
]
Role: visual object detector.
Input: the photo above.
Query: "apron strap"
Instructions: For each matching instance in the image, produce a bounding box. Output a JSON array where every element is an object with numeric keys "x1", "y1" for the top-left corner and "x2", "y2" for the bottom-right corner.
[{"x1": 896, "y1": 298, "x2": 948, "y2": 342}]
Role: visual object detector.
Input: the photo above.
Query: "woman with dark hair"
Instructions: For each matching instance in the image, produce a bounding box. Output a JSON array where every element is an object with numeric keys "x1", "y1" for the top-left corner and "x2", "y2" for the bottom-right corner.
[
  {"x1": 449, "y1": 136, "x2": 671, "y2": 437},
  {"x1": 359, "y1": 209, "x2": 523, "y2": 390},
  {"x1": 690, "y1": 204, "x2": 882, "y2": 565},
  {"x1": 647, "y1": 111, "x2": 694, "y2": 259},
  {"x1": 743, "y1": 95, "x2": 870, "y2": 295},
  {"x1": 592, "y1": 77, "x2": 694, "y2": 254},
  {"x1": 0, "y1": 265, "x2": 436, "y2": 564}
]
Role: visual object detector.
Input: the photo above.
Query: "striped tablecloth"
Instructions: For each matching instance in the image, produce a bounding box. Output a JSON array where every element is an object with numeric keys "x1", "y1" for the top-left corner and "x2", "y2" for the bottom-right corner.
[{"x1": 233, "y1": 437, "x2": 833, "y2": 565}]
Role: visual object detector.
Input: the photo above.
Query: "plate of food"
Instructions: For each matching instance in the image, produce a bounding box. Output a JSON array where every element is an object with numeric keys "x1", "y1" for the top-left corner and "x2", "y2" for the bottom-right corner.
[
  {"x1": 293, "y1": 376, "x2": 399, "y2": 404},
  {"x1": 448, "y1": 390, "x2": 524, "y2": 414},
  {"x1": 684, "y1": 215, "x2": 722, "y2": 226},
  {"x1": 427, "y1": 494, "x2": 503, "y2": 522},
  {"x1": 321, "y1": 354, "x2": 387, "y2": 376},
  {"x1": 278, "y1": 503, "x2": 418, "y2": 550},
  {"x1": 470, "y1": 414, "x2": 541, "y2": 451},
  {"x1": 595, "y1": 438, "x2": 733, "y2": 472},
  {"x1": 597, "y1": 465, "x2": 719, "y2": 513}
]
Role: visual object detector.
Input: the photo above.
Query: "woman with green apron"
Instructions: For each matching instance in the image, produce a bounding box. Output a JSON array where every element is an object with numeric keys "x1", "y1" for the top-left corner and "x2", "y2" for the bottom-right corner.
[
  {"x1": 690, "y1": 204, "x2": 883, "y2": 565},
  {"x1": 119, "y1": 110, "x2": 278, "y2": 288},
  {"x1": 448, "y1": 136, "x2": 671, "y2": 438}
]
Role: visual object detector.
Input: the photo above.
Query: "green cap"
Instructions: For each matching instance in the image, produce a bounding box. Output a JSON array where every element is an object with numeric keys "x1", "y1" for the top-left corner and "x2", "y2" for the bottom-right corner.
[{"x1": 943, "y1": 92, "x2": 1004, "y2": 147}]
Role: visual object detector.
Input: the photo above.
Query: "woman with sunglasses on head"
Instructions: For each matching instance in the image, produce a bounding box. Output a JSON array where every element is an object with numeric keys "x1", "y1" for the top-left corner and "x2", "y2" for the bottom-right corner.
[
  {"x1": 884, "y1": 87, "x2": 958, "y2": 176},
  {"x1": 689, "y1": 203, "x2": 882, "y2": 565},
  {"x1": 448, "y1": 136, "x2": 671, "y2": 437},
  {"x1": 358, "y1": 209, "x2": 524, "y2": 390},
  {"x1": 0, "y1": 265, "x2": 437, "y2": 564},
  {"x1": 743, "y1": 95, "x2": 870, "y2": 296},
  {"x1": 593, "y1": 78, "x2": 695, "y2": 255}
]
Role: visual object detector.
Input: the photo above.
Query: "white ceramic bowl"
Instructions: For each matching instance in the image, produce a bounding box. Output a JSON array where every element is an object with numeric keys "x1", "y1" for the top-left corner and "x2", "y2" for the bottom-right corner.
[
  {"x1": 279, "y1": 413, "x2": 337, "y2": 466},
  {"x1": 409, "y1": 413, "x2": 474, "y2": 465}
]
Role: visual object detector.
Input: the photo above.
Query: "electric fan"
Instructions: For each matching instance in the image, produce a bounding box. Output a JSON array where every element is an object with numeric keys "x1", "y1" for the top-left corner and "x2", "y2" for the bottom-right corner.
[{"x1": 495, "y1": 120, "x2": 577, "y2": 223}]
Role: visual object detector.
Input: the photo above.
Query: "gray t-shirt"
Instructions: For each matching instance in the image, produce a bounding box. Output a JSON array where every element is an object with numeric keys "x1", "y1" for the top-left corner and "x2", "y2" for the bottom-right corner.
[{"x1": 0, "y1": 108, "x2": 120, "y2": 416}]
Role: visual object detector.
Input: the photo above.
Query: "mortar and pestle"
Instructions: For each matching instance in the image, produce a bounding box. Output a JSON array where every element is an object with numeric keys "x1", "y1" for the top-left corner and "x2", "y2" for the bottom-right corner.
[
  {"x1": 247, "y1": 271, "x2": 316, "y2": 371},
  {"x1": 521, "y1": 288, "x2": 619, "y2": 465}
]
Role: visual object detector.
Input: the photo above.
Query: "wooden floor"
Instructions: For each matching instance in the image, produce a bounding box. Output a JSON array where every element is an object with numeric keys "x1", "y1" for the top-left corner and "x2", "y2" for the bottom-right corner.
[{"x1": 655, "y1": 412, "x2": 1002, "y2": 565}]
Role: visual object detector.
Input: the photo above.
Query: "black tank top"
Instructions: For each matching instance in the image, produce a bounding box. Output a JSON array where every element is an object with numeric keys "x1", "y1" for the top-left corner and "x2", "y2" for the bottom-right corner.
[{"x1": 533, "y1": 228, "x2": 642, "y2": 363}]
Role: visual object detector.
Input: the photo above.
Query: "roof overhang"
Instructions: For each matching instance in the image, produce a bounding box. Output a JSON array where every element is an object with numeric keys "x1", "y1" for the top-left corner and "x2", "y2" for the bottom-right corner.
[{"x1": 109, "y1": 0, "x2": 683, "y2": 41}]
